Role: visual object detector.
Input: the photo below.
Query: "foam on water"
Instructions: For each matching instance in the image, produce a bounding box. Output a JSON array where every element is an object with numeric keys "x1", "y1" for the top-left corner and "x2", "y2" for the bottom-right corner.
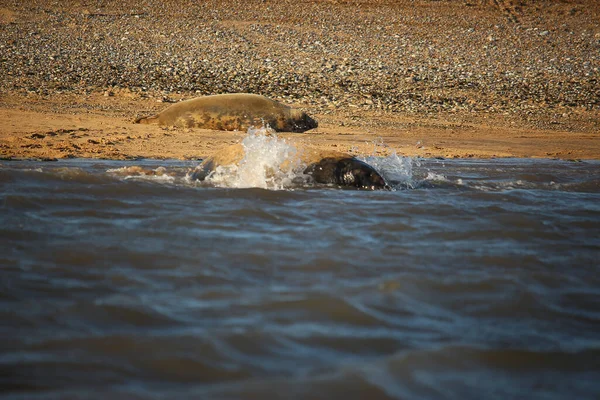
[
  {"x1": 106, "y1": 165, "x2": 176, "y2": 183},
  {"x1": 424, "y1": 171, "x2": 448, "y2": 182}
]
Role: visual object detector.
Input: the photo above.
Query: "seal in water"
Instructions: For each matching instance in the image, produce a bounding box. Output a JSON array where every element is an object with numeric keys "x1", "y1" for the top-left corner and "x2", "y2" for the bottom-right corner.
[
  {"x1": 189, "y1": 143, "x2": 390, "y2": 190},
  {"x1": 304, "y1": 157, "x2": 389, "y2": 190},
  {"x1": 135, "y1": 93, "x2": 317, "y2": 133}
]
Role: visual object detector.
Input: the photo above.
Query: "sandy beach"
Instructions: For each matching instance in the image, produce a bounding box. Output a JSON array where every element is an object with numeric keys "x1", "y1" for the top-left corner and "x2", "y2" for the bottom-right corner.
[{"x1": 1, "y1": 0, "x2": 599, "y2": 161}]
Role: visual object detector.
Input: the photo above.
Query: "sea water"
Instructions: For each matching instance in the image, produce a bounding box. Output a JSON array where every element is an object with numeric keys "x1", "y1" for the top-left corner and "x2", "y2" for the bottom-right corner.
[{"x1": 1, "y1": 131, "x2": 599, "y2": 399}]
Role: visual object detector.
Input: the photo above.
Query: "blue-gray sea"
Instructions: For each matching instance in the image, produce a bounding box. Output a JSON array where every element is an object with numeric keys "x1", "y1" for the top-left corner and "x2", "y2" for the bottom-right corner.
[{"x1": 1, "y1": 156, "x2": 599, "y2": 399}]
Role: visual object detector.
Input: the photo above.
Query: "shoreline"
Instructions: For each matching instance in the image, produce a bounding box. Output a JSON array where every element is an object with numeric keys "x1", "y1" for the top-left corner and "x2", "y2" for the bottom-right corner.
[{"x1": 1, "y1": 91, "x2": 599, "y2": 162}]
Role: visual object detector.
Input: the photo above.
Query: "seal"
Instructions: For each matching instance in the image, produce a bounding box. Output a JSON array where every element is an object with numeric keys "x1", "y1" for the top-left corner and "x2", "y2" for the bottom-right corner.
[
  {"x1": 135, "y1": 93, "x2": 317, "y2": 133},
  {"x1": 304, "y1": 156, "x2": 390, "y2": 190},
  {"x1": 190, "y1": 143, "x2": 390, "y2": 190}
]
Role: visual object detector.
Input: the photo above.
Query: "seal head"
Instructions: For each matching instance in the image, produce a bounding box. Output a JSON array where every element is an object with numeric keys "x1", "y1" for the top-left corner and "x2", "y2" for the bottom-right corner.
[
  {"x1": 305, "y1": 157, "x2": 390, "y2": 190},
  {"x1": 290, "y1": 109, "x2": 318, "y2": 132}
]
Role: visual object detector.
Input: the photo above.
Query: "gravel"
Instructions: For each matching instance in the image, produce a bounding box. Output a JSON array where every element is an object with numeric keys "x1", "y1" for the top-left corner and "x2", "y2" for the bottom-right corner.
[{"x1": 1, "y1": 0, "x2": 599, "y2": 128}]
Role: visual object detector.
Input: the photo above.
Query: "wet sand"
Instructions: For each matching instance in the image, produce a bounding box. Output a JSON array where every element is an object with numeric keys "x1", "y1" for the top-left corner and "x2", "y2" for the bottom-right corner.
[
  {"x1": 1, "y1": 0, "x2": 599, "y2": 161},
  {"x1": 1, "y1": 92, "x2": 598, "y2": 161}
]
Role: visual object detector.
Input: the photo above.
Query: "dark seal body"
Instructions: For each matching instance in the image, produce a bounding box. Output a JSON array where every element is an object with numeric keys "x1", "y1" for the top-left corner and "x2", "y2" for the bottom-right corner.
[
  {"x1": 304, "y1": 157, "x2": 390, "y2": 190},
  {"x1": 135, "y1": 93, "x2": 317, "y2": 133}
]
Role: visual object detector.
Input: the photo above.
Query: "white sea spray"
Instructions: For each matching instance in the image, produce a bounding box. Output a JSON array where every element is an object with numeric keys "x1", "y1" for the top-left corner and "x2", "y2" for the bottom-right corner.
[
  {"x1": 205, "y1": 126, "x2": 304, "y2": 190},
  {"x1": 424, "y1": 171, "x2": 448, "y2": 182}
]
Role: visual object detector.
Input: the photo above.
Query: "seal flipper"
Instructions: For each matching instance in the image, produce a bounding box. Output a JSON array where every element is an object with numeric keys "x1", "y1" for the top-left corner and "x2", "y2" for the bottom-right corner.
[
  {"x1": 189, "y1": 167, "x2": 209, "y2": 181},
  {"x1": 134, "y1": 115, "x2": 159, "y2": 124},
  {"x1": 188, "y1": 159, "x2": 215, "y2": 182}
]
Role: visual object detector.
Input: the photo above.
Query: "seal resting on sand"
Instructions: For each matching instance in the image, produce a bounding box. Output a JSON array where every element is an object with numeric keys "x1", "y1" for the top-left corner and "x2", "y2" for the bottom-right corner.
[
  {"x1": 135, "y1": 93, "x2": 317, "y2": 133},
  {"x1": 190, "y1": 142, "x2": 390, "y2": 190}
]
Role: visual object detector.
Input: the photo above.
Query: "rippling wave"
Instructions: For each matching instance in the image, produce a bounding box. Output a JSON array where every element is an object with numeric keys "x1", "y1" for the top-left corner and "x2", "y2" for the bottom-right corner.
[{"x1": 1, "y1": 157, "x2": 599, "y2": 399}]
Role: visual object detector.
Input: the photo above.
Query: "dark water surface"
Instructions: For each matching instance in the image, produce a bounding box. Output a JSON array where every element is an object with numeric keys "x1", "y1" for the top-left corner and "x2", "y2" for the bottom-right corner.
[{"x1": 1, "y1": 158, "x2": 599, "y2": 399}]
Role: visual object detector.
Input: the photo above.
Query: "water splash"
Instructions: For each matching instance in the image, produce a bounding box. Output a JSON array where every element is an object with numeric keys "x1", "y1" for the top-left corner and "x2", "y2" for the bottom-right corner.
[
  {"x1": 202, "y1": 127, "x2": 415, "y2": 190},
  {"x1": 362, "y1": 152, "x2": 414, "y2": 189},
  {"x1": 205, "y1": 126, "x2": 304, "y2": 190}
]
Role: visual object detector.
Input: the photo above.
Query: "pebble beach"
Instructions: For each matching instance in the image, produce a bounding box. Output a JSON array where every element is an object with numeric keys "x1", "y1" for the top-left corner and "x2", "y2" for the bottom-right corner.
[{"x1": 0, "y1": 0, "x2": 599, "y2": 160}]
